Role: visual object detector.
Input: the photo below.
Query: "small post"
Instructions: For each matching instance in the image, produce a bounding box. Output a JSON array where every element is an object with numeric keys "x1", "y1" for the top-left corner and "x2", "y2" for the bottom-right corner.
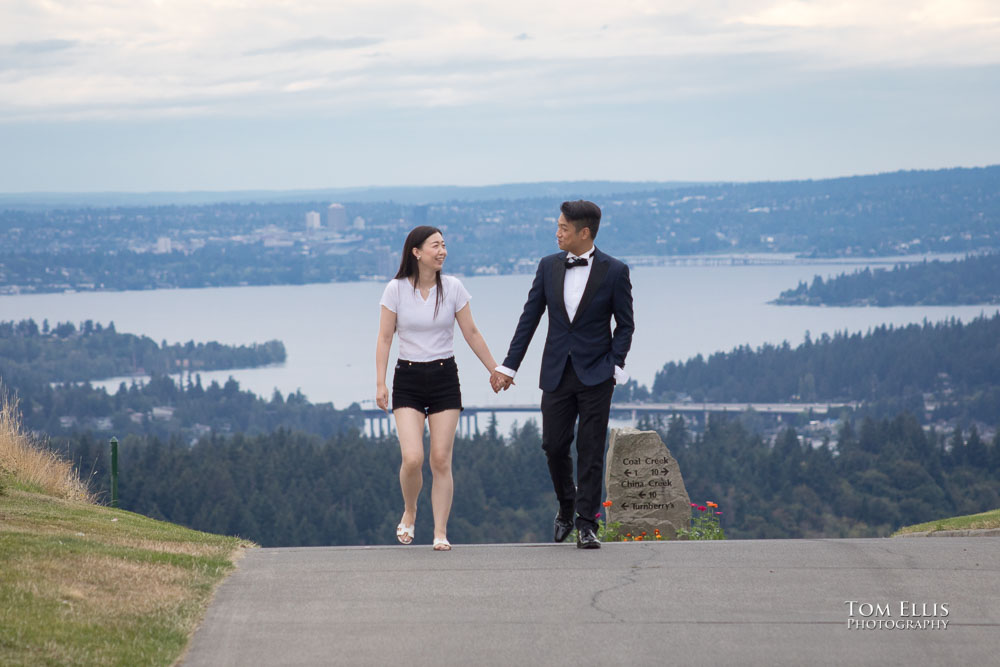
[{"x1": 110, "y1": 436, "x2": 119, "y2": 508}]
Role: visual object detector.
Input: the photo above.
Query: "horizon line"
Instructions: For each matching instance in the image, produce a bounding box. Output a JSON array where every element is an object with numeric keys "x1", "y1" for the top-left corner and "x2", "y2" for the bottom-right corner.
[{"x1": 2, "y1": 163, "x2": 997, "y2": 199}]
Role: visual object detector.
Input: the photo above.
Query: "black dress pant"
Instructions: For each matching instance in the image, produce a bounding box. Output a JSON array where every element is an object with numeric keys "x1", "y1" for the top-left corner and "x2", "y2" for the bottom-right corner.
[{"x1": 540, "y1": 359, "x2": 615, "y2": 531}]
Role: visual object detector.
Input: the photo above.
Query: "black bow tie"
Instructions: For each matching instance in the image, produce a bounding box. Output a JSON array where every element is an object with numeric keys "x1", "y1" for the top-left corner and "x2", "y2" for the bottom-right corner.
[{"x1": 565, "y1": 256, "x2": 589, "y2": 269}]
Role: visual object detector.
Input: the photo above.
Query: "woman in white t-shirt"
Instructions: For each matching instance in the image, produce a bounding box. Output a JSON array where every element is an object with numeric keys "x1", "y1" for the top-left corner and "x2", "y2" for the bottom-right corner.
[{"x1": 375, "y1": 226, "x2": 502, "y2": 551}]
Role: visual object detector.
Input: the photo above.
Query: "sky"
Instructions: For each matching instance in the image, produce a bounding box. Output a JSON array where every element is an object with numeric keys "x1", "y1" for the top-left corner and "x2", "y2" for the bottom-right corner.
[{"x1": 1, "y1": 0, "x2": 999, "y2": 192}]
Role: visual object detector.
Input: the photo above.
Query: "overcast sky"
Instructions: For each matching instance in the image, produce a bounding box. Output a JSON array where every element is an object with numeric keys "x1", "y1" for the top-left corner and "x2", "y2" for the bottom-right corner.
[{"x1": 2, "y1": 0, "x2": 998, "y2": 191}]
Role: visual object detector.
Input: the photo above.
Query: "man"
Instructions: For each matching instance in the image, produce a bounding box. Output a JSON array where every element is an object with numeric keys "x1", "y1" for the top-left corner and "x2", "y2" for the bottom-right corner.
[{"x1": 491, "y1": 200, "x2": 634, "y2": 549}]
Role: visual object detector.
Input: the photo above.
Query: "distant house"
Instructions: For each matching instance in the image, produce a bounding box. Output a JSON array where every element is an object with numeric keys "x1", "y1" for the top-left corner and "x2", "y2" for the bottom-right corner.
[{"x1": 151, "y1": 406, "x2": 175, "y2": 421}]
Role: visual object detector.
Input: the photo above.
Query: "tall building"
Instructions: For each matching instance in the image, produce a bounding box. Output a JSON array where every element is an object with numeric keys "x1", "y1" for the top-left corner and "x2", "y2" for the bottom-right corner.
[
  {"x1": 376, "y1": 246, "x2": 397, "y2": 278},
  {"x1": 327, "y1": 203, "x2": 347, "y2": 232},
  {"x1": 305, "y1": 211, "x2": 321, "y2": 230},
  {"x1": 155, "y1": 237, "x2": 172, "y2": 254},
  {"x1": 411, "y1": 205, "x2": 429, "y2": 225}
]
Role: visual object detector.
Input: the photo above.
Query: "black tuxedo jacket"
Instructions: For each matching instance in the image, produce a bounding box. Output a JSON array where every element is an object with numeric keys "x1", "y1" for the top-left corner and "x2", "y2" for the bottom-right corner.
[{"x1": 502, "y1": 247, "x2": 634, "y2": 392}]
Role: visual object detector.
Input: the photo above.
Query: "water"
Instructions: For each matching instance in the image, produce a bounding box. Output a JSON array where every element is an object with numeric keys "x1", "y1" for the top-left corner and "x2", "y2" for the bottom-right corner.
[{"x1": 2, "y1": 259, "x2": 996, "y2": 430}]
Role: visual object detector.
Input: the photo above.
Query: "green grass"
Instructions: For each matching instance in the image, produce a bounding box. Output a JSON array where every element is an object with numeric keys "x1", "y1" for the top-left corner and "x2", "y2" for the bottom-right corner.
[
  {"x1": 0, "y1": 488, "x2": 253, "y2": 666},
  {"x1": 892, "y1": 508, "x2": 1000, "y2": 536}
]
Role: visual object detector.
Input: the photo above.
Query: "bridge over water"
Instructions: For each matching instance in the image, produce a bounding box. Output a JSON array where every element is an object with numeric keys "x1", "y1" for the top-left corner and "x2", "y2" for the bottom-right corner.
[{"x1": 359, "y1": 400, "x2": 859, "y2": 437}]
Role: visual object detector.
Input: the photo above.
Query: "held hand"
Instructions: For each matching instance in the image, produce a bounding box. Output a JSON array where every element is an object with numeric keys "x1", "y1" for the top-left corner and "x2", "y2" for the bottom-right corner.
[
  {"x1": 376, "y1": 384, "x2": 389, "y2": 412},
  {"x1": 490, "y1": 370, "x2": 514, "y2": 393}
]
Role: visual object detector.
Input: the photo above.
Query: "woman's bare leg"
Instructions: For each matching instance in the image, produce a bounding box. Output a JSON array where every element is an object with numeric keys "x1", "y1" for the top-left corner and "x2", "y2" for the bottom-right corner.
[
  {"x1": 427, "y1": 409, "x2": 460, "y2": 541},
  {"x1": 394, "y1": 408, "x2": 426, "y2": 528}
]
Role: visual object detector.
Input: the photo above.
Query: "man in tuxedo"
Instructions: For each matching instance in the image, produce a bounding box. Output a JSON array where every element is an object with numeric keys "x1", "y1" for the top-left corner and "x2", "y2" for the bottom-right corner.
[{"x1": 492, "y1": 200, "x2": 634, "y2": 549}]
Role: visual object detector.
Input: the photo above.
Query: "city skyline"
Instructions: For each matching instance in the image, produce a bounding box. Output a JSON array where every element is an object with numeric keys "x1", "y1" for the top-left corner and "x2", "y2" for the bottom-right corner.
[{"x1": 2, "y1": 1, "x2": 998, "y2": 192}]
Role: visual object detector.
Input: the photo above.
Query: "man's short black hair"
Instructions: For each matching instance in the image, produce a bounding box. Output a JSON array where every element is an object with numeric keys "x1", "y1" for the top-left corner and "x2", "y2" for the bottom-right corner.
[{"x1": 560, "y1": 200, "x2": 601, "y2": 239}]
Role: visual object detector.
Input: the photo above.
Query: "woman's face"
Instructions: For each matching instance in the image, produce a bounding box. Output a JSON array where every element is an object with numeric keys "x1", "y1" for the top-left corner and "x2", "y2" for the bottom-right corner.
[{"x1": 414, "y1": 232, "x2": 447, "y2": 271}]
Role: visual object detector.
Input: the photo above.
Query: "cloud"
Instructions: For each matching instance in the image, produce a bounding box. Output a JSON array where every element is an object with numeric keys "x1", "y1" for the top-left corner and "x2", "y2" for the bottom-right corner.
[
  {"x1": 0, "y1": 1, "x2": 998, "y2": 121},
  {"x1": 9, "y1": 39, "x2": 79, "y2": 54},
  {"x1": 244, "y1": 36, "x2": 382, "y2": 57}
]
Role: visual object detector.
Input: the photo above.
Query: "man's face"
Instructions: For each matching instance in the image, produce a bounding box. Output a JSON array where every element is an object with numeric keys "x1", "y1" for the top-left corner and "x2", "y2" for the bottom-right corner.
[{"x1": 556, "y1": 214, "x2": 589, "y2": 253}]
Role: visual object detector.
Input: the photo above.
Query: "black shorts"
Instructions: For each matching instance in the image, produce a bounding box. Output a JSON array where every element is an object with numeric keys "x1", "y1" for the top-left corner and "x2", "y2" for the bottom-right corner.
[{"x1": 392, "y1": 356, "x2": 463, "y2": 415}]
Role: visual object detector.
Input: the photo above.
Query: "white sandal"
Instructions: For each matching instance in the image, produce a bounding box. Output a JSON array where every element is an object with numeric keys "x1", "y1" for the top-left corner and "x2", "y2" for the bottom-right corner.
[
  {"x1": 396, "y1": 523, "x2": 414, "y2": 545},
  {"x1": 432, "y1": 537, "x2": 451, "y2": 551}
]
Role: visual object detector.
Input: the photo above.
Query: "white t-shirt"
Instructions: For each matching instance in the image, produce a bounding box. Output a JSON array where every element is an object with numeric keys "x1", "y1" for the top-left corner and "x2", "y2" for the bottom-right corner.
[{"x1": 380, "y1": 275, "x2": 471, "y2": 362}]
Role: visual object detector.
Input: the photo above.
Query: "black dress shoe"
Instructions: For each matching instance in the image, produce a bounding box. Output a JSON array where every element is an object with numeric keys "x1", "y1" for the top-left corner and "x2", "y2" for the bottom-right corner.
[
  {"x1": 576, "y1": 527, "x2": 601, "y2": 549},
  {"x1": 554, "y1": 516, "x2": 574, "y2": 543}
]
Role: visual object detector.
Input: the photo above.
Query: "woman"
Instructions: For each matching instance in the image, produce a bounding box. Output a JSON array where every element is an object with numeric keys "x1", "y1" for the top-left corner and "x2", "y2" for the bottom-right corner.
[{"x1": 375, "y1": 226, "x2": 501, "y2": 551}]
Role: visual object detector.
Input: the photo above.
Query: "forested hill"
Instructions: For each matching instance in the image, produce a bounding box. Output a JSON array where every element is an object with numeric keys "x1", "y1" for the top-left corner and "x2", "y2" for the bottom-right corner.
[
  {"x1": 652, "y1": 313, "x2": 1000, "y2": 422},
  {"x1": 0, "y1": 318, "x2": 285, "y2": 384},
  {"x1": 0, "y1": 319, "x2": 301, "y2": 440},
  {"x1": 774, "y1": 252, "x2": 1000, "y2": 306}
]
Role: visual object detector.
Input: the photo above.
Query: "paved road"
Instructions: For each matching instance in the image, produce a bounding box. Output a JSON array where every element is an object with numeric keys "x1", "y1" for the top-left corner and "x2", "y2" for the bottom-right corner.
[{"x1": 182, "y1": 538, "x2": 1000, "y2": 666}]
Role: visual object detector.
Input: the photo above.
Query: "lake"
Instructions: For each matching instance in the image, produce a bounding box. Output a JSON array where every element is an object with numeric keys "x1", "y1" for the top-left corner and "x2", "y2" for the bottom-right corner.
[{"x1": 1, "y1": 256, "x2": 996, "y2": 426}]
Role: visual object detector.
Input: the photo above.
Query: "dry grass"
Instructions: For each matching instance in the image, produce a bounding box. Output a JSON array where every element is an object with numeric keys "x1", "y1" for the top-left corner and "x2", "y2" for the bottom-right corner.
[
  {"x1": 892, "y1": 507, "x2": 1000, "y2": 535},
  {"x1": 1, "y1": 484, "x2": 252, "y2": 666},
  {"x1": 0, "y1": 390, "x2": 254, "y2": 665},
  {"x1": 13, "y1": 551, "x2": 190, "y2": 617},
  {"x1": 0, "y1": 391, "x2": 91, "y2": 502}
]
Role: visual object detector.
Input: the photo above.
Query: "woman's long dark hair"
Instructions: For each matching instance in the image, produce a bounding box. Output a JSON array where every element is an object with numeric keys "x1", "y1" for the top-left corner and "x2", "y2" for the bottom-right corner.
[{"x1": 395, "y1": 225, "x2": 445, "y2": 317}]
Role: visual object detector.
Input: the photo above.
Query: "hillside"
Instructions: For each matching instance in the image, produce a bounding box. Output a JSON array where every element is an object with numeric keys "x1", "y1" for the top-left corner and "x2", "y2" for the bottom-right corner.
[
  {"x1": 0, "y1": 396, "x2": 249, "y2": 666},
  {"x1": 652, "y1": 312, "x2": 1000, "y2": 423},
  {"x1": 774, "y1": 252, "x2": 1000, "y2": 306}
]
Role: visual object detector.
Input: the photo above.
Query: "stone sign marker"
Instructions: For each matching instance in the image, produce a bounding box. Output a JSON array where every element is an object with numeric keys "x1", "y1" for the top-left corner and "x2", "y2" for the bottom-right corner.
[{"x1": 605, "y1": 427, "x2": 691, "y2": 539}]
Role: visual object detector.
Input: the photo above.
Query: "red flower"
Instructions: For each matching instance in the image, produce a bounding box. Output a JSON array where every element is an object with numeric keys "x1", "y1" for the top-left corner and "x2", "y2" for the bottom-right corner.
[
  {"x1": 698, "y1": 506, "x2": 707, "y2": 512},
  {"x1": 690, "y1": 503, "x2": 697, "y2": 507},
  {"x1": 716, "y1": 511, "x2": 723, "y2": 515},
  {"x1": 602, "y1": 500, "x2": 613, "y2": 508},
  {"x1": 595, "y1": 512, "x2": 601, "y2": 519}
]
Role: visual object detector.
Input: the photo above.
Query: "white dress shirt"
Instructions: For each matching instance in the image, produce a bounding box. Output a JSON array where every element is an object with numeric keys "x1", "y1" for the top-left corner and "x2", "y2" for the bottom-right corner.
[
  {"x1": 497, "y1": 246, "x2": 628, "y2": 384},
  {"x1": 563, "y1": 246, "x2": 595, "y2": 322}
]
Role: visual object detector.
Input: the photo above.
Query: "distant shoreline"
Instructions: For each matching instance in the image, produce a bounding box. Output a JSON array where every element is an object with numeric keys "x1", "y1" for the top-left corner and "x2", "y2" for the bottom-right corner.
[{"x1": 0, "y1": 251, "x2": 971, "y2": 298}]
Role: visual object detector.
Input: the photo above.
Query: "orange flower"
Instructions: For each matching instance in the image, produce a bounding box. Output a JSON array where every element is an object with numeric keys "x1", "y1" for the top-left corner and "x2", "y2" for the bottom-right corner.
[
  {"x1": 602, "y1": 500, "x2": 613, "y2": 508},
  {"x1": 707, "y1": 502, "x2": 718, "y2": 508}
]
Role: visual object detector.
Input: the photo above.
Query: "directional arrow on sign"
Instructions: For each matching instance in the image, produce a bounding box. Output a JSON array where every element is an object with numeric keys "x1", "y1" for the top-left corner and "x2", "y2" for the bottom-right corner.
[
  {"x1": 638, "y1": 490, "x2": 646, "y2": 499},
  {"x1": 624, "y1": 469, "x2": 633, "y2": 478}
]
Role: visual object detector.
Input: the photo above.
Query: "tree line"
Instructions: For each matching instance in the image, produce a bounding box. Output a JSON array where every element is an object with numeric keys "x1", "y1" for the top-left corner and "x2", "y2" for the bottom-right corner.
[
  {"x1": 0, "y1": 318, "x2": 284, "y2": 383},
  {"x1": 48, "y1": 411, "x2": 1000, "y2": 546},
  {"x1": 652, "y1": 313, "x2": 1000, "y2": 423},
  {"x1": 10, "y1": 375, "x2": 360, "y2": 441},
  {"x1": 666, "y1": 413, "x2": 1000, "y2": 538},
  {"x1": 0, "y1": 319, "x2": 308, "y2": 440},
  {"x1": 774, "y1": 252, "x2": 1000, "y2": 306}
]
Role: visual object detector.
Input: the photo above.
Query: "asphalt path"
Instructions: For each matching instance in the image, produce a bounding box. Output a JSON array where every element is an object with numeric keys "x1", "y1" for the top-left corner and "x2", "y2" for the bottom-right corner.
[{"x1": 182, "y1": 537, "x2": 1000, "y2": 666}]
